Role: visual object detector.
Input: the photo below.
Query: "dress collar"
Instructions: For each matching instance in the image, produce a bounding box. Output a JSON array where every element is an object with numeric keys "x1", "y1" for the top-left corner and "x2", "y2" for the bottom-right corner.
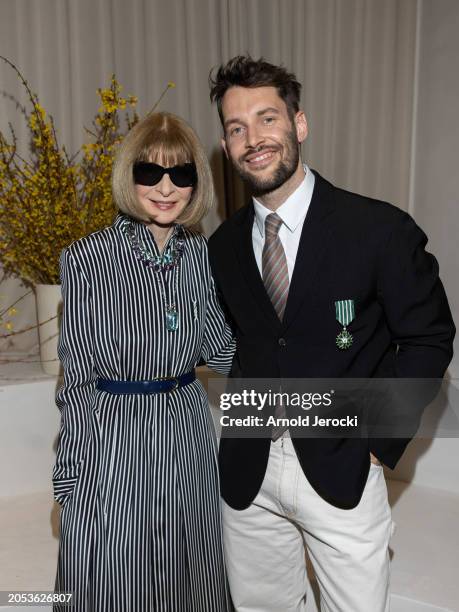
[{"x1": 114, "y1": 213, "x2": 182, "y2": 244}]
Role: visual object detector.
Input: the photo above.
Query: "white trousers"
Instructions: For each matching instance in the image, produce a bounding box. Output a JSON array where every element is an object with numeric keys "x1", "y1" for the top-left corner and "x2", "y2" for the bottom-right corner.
[{"x1": 223, "y1": 436, "x2": 394, "y2": 612}]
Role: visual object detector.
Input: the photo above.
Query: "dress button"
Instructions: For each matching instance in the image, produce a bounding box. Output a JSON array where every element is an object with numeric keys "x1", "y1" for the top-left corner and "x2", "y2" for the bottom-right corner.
[{"x1": 278, "y1": 338, "x2": 287, "y2": 347}]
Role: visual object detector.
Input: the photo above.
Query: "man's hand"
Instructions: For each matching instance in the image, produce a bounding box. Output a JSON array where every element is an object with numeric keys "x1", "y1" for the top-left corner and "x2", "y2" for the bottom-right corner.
[{"x1": 370, "y1": 452, "x2": 381, "y2": 466}]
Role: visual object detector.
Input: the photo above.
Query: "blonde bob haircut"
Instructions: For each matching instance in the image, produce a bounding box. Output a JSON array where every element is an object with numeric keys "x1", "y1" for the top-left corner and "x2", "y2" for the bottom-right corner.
[{"x1": 112, "y1": 112, "x2": 214, "y2": 227}]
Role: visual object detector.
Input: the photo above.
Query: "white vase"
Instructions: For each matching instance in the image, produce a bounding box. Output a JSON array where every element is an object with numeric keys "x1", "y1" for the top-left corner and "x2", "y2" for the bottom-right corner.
[{"x1": 35, "y1": 284, "x2": 62, "y2": 376}]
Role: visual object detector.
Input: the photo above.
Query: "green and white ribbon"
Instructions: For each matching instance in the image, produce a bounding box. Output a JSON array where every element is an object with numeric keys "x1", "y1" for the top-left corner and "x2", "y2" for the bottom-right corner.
[{"x1": 335, "y1": 300, "x2": 355, "y2": 327}]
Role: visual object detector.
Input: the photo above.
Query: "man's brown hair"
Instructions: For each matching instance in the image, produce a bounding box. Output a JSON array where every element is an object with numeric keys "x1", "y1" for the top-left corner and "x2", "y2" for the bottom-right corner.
[{"x1": 209, "y1": 55, "x2": 302, "y2": 125}]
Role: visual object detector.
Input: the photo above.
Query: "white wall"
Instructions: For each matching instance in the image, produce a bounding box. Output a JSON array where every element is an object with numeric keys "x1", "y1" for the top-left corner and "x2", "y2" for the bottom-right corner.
[
  {"x1": 409, "y1": 0, "x2": 459, "y2": 377},
  {"x1": 388, "y1": 0, "x2": 459, "y2": 491},
  {"x1": 0, "y1": 366, "x2": 60, "y2": 497}
]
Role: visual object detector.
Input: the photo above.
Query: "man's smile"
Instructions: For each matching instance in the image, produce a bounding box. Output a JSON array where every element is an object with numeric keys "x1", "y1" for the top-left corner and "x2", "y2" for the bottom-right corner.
[{"x1": 243, "y1": 149, "x2": 279, "y2": 170}]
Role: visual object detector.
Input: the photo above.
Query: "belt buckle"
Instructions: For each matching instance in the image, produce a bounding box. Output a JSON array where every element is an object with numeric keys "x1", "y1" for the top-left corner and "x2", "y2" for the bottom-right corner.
[{"x1": 156, "y1": 376, "x2": 179, "y2": 392}]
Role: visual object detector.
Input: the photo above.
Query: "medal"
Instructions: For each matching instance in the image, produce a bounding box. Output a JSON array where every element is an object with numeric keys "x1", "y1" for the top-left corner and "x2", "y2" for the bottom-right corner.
[
  {"x1": 335, "y1": 300, "x2": 355, "y2": 350},
  {"x1": 336, "y1": 328, "x2": 353, "y2": 349}
]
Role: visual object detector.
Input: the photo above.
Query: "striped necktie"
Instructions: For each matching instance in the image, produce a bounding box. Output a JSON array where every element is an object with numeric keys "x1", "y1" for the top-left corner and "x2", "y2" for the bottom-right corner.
[
  {"x1": 262, "y1": 212, "x2": 289, "y2": 440},
  {"x1": 262, "y1": 213, "x2": 289, "y2": 320}
]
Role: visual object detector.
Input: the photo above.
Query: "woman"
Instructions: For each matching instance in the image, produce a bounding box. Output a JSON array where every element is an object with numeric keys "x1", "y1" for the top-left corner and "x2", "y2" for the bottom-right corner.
[{"x1": 52, "y1": 112, "x2": 235, "y2": 611}]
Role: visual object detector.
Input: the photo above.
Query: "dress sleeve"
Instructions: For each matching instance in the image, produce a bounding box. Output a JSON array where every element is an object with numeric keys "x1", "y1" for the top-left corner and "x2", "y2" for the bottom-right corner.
[
  {"x1": 52, "y1": 247, "x2": 96, "y2": 505},
  {"x1": 200, "y1": 244, "x2": 236, "y2": 375}
]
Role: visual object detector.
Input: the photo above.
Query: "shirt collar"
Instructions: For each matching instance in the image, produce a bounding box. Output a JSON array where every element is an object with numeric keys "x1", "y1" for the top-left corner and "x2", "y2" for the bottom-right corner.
[{"x1": 253, "y1": 164, "x2": 315, "y2": 238}]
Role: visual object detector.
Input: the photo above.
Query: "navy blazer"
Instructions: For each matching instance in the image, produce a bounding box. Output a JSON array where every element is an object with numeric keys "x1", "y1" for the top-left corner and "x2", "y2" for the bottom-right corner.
[{"x1": 208, "y1": 171, "x2": 455, "y2": 510}]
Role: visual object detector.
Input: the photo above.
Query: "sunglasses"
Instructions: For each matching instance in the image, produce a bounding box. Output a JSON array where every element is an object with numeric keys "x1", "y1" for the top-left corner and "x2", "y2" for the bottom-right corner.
[{"x1": 133, "y1": 162, "x2": 197, "y2": 188}]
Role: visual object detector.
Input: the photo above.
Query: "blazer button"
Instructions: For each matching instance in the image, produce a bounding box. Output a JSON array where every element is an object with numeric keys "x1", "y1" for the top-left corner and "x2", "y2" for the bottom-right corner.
[{"x1": 278, "y1": 338, "x2": 287, "y2": 347}]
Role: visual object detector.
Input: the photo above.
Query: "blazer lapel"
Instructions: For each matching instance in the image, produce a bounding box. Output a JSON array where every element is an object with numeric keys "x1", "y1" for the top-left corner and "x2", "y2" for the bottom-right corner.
[
  {"x1": 231, "y1": 204, "x2": 282, "y2": 330},
  {"x1": 282, "y1": 172, "x2": 337, "y2": 332}
]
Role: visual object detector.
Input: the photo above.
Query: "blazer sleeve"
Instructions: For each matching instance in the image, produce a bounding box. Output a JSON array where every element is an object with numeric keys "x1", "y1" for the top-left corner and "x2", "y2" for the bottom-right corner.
[
  {"x1": 52, "y1": 247, "x2": 96, "y2": 505},
  {"x1": 368, "y1": 212, "x2": 455, "y2": 467}
]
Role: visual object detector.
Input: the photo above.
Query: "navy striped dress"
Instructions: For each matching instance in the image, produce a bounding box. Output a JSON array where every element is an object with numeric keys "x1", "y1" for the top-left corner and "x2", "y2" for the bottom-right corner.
[{"x1": 52, "y1": 214, "x2": 235, "y2": 611}]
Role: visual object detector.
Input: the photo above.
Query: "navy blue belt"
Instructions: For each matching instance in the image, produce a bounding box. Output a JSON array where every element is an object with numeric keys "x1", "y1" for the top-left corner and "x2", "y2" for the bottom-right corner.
[{"x1": 96, "y1": 370, "x2": 196, "y2": 394}]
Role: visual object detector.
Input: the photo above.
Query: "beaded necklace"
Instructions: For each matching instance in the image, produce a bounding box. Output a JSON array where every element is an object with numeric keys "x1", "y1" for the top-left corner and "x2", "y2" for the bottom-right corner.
[{"x1": 120, "y1": 216, "x2": 185, "y2": 331}]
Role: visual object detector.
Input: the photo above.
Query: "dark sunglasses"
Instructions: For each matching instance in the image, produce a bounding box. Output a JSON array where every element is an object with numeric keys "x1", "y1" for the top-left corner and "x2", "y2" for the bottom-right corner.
[{"x1": 133, "y1": 162, "x2": 197, "y2": 188}]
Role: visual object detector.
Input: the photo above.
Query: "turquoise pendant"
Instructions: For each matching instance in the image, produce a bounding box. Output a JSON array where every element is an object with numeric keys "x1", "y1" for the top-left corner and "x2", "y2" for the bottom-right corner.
[{"x1": 166, "y1": 309, "x2": 179, "y2": 332}]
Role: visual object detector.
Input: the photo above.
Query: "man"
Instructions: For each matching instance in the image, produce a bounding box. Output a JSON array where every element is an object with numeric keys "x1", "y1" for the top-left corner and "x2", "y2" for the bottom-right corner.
[{"x1": 208, "y1": 56, "x2": 455, "y2": 612}]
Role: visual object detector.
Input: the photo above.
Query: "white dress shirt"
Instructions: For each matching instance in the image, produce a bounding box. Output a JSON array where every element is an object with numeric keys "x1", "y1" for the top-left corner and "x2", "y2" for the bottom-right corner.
[{"x1": 252, "y1": 165, "x2": 315, "y2": 281}]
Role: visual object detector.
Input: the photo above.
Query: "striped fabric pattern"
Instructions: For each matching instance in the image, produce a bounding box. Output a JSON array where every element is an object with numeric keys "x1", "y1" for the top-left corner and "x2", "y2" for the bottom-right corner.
[
  {"x1": 262, "y1": 213, "x2": 289, "y2": 440},
  {"x1": 335, "y1": 300, "x2": 355, "y2": 326},
  {"x1": 262, "y1": 213, "x2": 289, "y2": 321},
  {"x1": 52, "y1": 214, "x2": 235, "y2": 611}
]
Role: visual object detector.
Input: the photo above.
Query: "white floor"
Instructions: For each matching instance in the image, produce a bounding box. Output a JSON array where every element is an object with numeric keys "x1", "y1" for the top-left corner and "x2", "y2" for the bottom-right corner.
[
  {"x1": 387, "y1": 481, "x2": 458, "y2": 612},
  {"x1": 0, "y1": 480, "x2": 457, "y2": 612},
  {"x1": 0, "y1": 491, "x2": 59, "y2": 592}
]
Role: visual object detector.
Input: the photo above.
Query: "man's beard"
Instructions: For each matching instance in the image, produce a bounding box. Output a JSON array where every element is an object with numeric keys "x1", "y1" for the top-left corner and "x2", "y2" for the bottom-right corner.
[{"x1": 232, "y1": 126, "x2": 300, "y2": 197}]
